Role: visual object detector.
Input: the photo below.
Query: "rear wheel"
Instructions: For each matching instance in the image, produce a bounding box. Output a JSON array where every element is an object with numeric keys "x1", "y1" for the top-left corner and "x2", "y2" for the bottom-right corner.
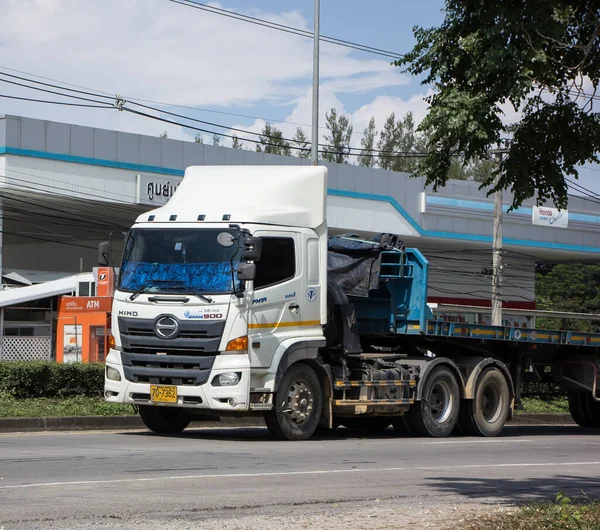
[
  {"x1": 459, "y1": 367, "x2": 510, "y2": 437},
  {"x1": 404, "y1": 366, "x2": 460, "y2": 437},
  {"x1": 265, "y1": 363, "x2": 322, "y2": 441},
  {"x1": 138, "y1": 406, "x2": 191, "y2": 434},
  {"x1": 568, "y1": 391, "x2": 594, "y2": 428},
  {"x1": 583, "y1": 393, "x2": 600, "y2": 428}
]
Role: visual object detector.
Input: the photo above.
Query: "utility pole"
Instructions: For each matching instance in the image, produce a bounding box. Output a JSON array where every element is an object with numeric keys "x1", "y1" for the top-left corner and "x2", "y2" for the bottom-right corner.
[
  {"x1": 491, "y1": 149, "x2": 505, "y2": 326},
  {"x1": 310, "y1": 0, "x2": 320, "y2": 165}
]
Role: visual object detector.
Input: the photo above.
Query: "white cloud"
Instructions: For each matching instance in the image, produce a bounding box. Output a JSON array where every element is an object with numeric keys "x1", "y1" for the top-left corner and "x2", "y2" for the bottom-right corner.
[{"x1": 0, "y1": 0, "x2": 412, "y2": 144}]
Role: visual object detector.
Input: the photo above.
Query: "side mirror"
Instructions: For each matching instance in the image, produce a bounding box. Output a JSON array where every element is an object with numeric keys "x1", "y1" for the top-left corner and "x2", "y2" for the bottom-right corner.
[
  {"x1": 241, "y1": 236, "x2": 262, "y2": 261},
  {"x1": 237, "y1": 262, "x2": 256, "y2": 281},
  {"x1": 98, "y1": 241, "x2": 110, "y2": 266}
]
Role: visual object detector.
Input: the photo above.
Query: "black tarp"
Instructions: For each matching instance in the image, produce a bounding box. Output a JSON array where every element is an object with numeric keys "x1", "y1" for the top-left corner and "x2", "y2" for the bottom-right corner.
[{"x1": 327, "y1": 233, "x2": 404, "y2": 297}]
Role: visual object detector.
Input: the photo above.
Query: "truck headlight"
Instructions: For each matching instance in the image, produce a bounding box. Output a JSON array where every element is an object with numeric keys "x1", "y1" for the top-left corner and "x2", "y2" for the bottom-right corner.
[
  {"x1": 106, "y1": 366, "x2": 122, "y2": 381},
  {"x1": 213, "y1": 372, "x2": 240, "y2": 387}
]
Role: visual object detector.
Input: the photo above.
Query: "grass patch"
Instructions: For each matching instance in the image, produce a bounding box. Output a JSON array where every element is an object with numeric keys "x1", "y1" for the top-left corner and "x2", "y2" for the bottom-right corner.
[
  {"x1": 518, "y1": 396, "x2": 569, "y2": 414},
  {"x1": 453, "y1": 493, "x2": 600, "y2": 530},
  {"x1": 0, "y1": 393, "x2": 134, "y2": 418}
]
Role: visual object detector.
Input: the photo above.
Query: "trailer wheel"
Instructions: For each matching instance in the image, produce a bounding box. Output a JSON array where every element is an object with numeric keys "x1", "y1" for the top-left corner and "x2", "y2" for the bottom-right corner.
[
  {"x1": 138, "y1": 406, "x2": 191, "y2": 434},
  {"x1": 405, "y1": 366, "x2": 460, "y2": 437},
  {"x1": 265, "y1": 363, "x2": 322, "y2": 441},
  {"x1": 585, "y1": 394, "x2": 600, "y2": 428},
  {"x1": 568, "y1": 392, "x2": 595, "y2": 428},
  {"x1": 460, "y1": 367, "x2": 510, "y2": 437}
]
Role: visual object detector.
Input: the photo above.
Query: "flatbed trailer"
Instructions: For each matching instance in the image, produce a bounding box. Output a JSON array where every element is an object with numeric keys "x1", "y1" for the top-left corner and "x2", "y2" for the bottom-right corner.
[{"x1": 321, "y1": 245, "x2": 600, "y2": 437}]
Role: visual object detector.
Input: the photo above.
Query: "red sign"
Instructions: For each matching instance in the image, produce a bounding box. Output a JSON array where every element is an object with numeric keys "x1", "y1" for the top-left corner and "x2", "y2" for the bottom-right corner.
[{"x1": 60, "y1": 297, "x2": 112, "y2": 313}]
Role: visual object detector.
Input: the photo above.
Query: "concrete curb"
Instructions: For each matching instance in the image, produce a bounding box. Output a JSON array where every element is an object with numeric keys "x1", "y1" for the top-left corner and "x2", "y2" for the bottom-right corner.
[
  {"x1": 0, "y1": 413, "x2": 573, "y2": 433},
  {"x1": 509, "y1": 413, "x2": 574, "y2": 425}
]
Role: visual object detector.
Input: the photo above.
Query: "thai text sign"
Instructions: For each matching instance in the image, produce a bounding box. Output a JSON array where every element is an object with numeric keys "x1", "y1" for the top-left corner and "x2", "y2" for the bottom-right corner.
[{"x1": 136, "y1": 174, "x2": 183, "y2": 206}]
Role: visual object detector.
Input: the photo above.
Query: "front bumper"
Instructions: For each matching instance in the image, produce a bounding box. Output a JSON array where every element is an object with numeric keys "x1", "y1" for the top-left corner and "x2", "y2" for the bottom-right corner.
[{"x1": 104, "y1": 349, "x2": 251, "y2": 412}]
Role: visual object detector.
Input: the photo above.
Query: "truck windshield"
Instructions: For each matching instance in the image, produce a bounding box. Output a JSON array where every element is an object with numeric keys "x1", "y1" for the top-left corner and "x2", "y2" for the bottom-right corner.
[{"x1": 118, "y1": 228, "x2": 240, "y2": 294}]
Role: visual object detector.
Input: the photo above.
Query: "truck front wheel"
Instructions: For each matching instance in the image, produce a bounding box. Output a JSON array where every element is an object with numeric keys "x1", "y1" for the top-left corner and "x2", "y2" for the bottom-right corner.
[
  {"x1": 138, "y1": 405, "x2": 191, "y2": 434},
  {"x1": 404, "y1": 366, "x2": 460, "y2": 437},
  {"x1": 265, "y1": 364, "x2": 322, "y2": 440},
  {"x1": 459, "y1": 367, "x2": 510, "y2": 437}
]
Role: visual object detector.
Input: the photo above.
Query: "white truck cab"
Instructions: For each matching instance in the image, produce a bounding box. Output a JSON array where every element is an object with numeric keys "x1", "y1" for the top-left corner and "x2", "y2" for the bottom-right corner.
[{"x1": 105, "y1": 166, "x2": 329, "y2": 439}]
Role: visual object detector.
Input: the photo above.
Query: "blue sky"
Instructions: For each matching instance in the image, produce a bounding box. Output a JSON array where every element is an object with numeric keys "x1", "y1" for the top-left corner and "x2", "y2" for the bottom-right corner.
[{"x1": 1, "y1": 0, "x2": 598, "y2": 196}]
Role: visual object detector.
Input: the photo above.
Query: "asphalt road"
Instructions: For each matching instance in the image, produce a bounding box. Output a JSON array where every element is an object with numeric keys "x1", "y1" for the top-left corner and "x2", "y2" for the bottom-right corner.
[{"x1": 1, "y1": 425, "x2": 599, "y2": 529}]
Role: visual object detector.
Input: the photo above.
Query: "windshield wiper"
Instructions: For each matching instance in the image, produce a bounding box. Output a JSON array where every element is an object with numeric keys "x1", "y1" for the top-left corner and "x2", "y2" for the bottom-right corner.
[
  {"x1": 167, "y1": 285, "x2": 214, "y2": 304},
  {"x1": 128, "y1": 280, "x2": 185, "y2": 301}
]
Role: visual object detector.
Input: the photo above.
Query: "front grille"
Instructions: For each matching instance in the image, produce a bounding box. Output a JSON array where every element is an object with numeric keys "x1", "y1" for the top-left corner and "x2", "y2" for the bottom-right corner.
[
  {"x1": 118, "y1": 316, "x2": 225, "y2": 354},
  {"x1": 121, "y1": 352, "x2": 216, "y2": 386}
]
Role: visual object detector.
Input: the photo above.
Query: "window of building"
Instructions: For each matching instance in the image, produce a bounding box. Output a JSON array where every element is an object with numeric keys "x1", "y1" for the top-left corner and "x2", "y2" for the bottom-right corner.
[{"x1": 254, "y1": 237, "x2": 296, "y2": 289}]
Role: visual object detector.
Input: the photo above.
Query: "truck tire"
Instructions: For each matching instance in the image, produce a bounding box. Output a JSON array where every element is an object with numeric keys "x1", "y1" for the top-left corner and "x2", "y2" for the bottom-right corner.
[
  {"x1": 265, "y1": 363, "x2": 322, "y2": 441},
  {"x1": 404, "y1": 366, "x2": 460, "y2": 437},
  {"x1": 340, "y1": 417, "x2": 391, "y2": 433},
  {"x1": 585, "y1": 394, "x2": 600, "y2": 428},
  {"x1": 459, "y1": 367, "x2": 510, "y2": 437},
  {"x1": 138, "y1": 406, "x2": 191, "y2": 434},
  {"x1": 568, "y1": 392, "x2": 594, "y2": 428}
]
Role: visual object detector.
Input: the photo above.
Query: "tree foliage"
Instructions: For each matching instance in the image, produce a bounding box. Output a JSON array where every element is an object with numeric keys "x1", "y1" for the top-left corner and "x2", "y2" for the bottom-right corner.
[
  {"x1": 358, "y1": 117, "x2": 377, "y2": 167},
  {"x1": 398, "y1": 1, "x2": 600, "y2": 210},
  {"x1": 231, "y1": 134, "x2": 243, "y2": 149},
  {"x1": 322, "y1": 108, "x2": 353, "y2": 164},
  {"x1": 292, "y1": 127, "x2": 310, "y2": 158},
  {"x1": 256, "y1": 124, "x2": 291, "y2": 156},
  {"x1": 536, "y1": 263, "x2": 600, "y2": 331}
]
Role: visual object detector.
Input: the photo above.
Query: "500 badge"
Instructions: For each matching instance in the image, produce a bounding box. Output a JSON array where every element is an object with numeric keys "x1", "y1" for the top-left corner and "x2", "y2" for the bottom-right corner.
[{"x1": 184, "y1": 310, "x2": 223, "y2": 319}]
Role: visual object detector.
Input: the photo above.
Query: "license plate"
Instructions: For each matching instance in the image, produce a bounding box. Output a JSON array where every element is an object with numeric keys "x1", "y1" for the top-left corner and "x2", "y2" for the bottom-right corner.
[{"x1": 150, "y1": 385, "x2": 178, "y2": 403}]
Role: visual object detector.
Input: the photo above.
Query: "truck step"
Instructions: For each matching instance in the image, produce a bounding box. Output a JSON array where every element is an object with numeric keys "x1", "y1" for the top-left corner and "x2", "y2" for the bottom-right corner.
[
  {"x1": 249, "y1": 403, "x2": 273, "y2": 411},
  {"x1": 335, "y1": 380, "x2": 416, "y2": 388},
  {"x1": 334, "y1": 398, "x2": 414, "y2": 405}
]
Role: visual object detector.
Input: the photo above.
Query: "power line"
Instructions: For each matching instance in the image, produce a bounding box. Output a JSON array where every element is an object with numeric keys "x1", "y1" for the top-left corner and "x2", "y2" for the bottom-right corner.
[
  {"x1": 0, "y1": 71, "x2": 431, "y2": 158},
  {"x1": 0, "y1": 64, "x2": 345, "y2": 134},
  {"x1": 0, "y1": 94, "x2": 112, "y2": 109},
  {"x1": 169, "y1": 0, "x2": 405, "y2": 60}
]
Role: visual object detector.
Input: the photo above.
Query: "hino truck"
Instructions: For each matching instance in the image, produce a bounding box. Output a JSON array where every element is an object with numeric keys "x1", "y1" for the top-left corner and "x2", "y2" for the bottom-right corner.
[{"x1": 103, "y1": 166, "x2": 600, "y2": 440}]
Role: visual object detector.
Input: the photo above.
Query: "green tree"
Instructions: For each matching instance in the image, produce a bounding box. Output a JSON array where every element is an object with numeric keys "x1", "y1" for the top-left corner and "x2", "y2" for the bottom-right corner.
[
  {"x1": 358, "y1": 117, "x2": 377, "y2": 168},
  {"x1": 398, "y1": 1, "x2": 600, "y2": 210},
  {"x1": 292, "y1": 127, "x2": 310, "y2": 158},
  {"x1": 536, "y1": 264, "x2": 600, "y2": 331},
  {"x1": 256, "y1": 124, "x2": 291, "y2": 156},
  {"x1": 231, "y1": 135, "x2": 243, "y2": 149},
  {"x1": 322, "y1": 108, "x2": 353, "y2": 164},
  {"x1": 377, "y1": 112, "x2": 402, "y2": 170},
  {"x1": 194, "y1": 133, "x2": 203, "y2": 144},
  {"x1": 377, "y1": 112, "x2": 428, "y2": 173},
  {"x1": 212, "y1": 134, "x2": 221, "y2": 146}
]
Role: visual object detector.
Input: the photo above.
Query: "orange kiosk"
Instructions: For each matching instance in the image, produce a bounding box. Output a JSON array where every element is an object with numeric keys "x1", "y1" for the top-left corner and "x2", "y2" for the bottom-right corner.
[{"x1": 56, "y1": 268, "x2": 114, "y2": 363}]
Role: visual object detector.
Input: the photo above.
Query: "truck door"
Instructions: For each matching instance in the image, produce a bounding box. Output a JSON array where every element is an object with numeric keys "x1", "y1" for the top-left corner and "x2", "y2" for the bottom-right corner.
[{"x1": 248, "y1": 233, "x2": 305, "y2": 368}]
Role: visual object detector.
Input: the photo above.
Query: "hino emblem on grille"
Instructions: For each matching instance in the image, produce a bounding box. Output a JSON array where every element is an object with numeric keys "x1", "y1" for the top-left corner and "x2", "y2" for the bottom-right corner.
[{"x1": 154, "y1": 316, "x2": 179, "y2": 339}]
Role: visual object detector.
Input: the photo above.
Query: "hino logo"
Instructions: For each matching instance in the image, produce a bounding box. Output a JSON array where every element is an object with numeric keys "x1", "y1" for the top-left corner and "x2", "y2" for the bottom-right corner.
[
  {"x1": 155, "y1": 316, "x2": 179, "y2": 339},
  {"x1": 118, "y1": 310, "x2": 139, "y2": 317}
]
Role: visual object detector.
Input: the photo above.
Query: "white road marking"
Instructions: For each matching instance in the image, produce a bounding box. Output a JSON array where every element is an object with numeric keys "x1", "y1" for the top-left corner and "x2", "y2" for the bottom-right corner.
[
  {"x1": 423, "y1": 439, "x2": 533, "y2": 445},
  {"x1": 2, "y1": 461, "x2": 600, "y2": 490}
]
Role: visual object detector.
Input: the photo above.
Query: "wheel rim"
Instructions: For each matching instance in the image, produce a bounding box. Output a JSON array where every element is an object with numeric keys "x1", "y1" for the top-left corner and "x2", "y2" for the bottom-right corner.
[
  {"x1": 428, "y1": 380, "x2": 453, "y2": 423},
  {"x1": 286, "y1": 379, "x2": 314, "y2": 425},
  {"x1": 481, "y1": 381, "x2": 503, "y2": 423}
]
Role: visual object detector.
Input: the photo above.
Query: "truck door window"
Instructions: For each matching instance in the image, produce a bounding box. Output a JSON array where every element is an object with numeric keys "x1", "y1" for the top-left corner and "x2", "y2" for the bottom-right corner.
[{"x1": 254, "y1": 237, "x2": 295, "y2": 289}]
